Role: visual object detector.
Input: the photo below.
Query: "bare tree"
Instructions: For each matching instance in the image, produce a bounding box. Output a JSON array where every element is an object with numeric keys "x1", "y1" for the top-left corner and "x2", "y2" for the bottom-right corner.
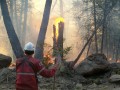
[
  {"x1": 0, "y1": 0, "x2": 24, "y2": 58},
  {"x1": 35, "y1": 0, "x2": 52, "y2": 60}
]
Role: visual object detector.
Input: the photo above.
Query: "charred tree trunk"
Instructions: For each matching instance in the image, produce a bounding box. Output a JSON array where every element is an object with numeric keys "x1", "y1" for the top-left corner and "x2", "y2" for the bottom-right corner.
[
  {"x1": 0, "y1": 0, "x2": 24, "y2": 58},
  {"x1": 53, "y1": 25, "x2": 57, "y2": 56},
  {"x1": 58, "y1": 22, "x2": 64, "y2": 60},
  {"x1": 35, "y1": 0, "x2": 52, "y2": 60}
]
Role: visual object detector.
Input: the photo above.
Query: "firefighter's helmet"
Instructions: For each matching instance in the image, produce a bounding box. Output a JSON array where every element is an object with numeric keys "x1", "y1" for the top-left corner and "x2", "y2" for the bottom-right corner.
[{"x1": 24, "y1": 42, "x2": 35, "y2": 51}]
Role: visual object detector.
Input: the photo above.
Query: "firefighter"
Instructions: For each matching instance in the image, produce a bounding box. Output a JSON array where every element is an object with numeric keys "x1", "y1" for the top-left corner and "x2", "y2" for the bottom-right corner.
[{"x1": 16, "y1": 42, "x2": 59, "y2": 90}]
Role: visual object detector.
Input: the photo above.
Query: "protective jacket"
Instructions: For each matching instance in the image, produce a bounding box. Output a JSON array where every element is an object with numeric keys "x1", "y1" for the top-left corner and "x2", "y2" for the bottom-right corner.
[{"x1": 16, "y1": 55, "x2": 57, "y2": 90}]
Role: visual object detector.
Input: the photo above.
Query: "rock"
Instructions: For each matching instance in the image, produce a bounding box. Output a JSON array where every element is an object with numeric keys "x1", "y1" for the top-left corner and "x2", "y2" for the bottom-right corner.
[
  {"x1": 0, "y1": 54, "x2": 12, "y2": 69},
  {"x1": 109, "y1": 74, "x2": 120, "y2": 83},
  {"x1": 71, "y1": 75, "x2": 87, "y2": 84},
  {"x1": 76, "y1": 53, "x2": 110, "y2": 76},
  {"x1": 75, "y1": 83, "x2": 82, "y2": 89},
  {"x1": 112, "y1": 88, "x2": 120, "y2": 90},
  {"x1": 88, "y1": 83, "x2": 97, "y2": 89},
  {"x1": 110, "y1": 63, "x2": 120, "y2": 69}
]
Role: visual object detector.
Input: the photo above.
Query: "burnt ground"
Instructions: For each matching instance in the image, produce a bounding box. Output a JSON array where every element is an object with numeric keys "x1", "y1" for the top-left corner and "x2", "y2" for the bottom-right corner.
[{"x1": 0, "y1": 71, "x2": 120, "y2": 90}]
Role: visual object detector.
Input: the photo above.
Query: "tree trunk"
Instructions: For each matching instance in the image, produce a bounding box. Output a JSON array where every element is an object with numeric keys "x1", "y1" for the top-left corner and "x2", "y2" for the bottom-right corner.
[
  {"x1": 14, "y1": 0, "x2": 20, "y2": 39},
  {"x1": 35, "y1": 0, "x2": 52, "y2": 60},
  {"x1": 58, "y1": 22, "x2": 64, "y2": 60},
  {"x1": 53, "y1": 25, "x2": 57, "y2": 56},
  {"x1": 93, "y1": 0, "x2": 98, "y2": 53},
  {"x1": 19, "y1": 0, "x2": 24, "y2": 43},
  {"x1": 21, "y1": 0, "x2": 28, "y2": 48},
  {"x1": 0, "y1": 0, "x2": 24, "y2": 58}
]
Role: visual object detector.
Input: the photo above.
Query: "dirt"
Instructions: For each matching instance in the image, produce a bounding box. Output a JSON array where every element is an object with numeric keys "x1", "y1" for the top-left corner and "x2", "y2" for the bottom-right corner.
[
  {"x1": 0, "y1": 74, "x2": 120, "y2": 90},
  {"x1": 0, "y1": 66, "x2": 120, "y2": 90}
]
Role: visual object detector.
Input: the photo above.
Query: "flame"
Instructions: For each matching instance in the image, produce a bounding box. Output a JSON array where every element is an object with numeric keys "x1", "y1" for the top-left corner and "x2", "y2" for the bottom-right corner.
[
  {"x1": 54, "y1": 17, "x2": 64, "y2": 40},
  {"x1": 43, "y1": 54, "x2": 55, "y2": 65}
]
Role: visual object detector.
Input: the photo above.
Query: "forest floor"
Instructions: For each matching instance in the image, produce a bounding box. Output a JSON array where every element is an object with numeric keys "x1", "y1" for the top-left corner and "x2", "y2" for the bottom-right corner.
[
  {"x1": 0, "y1": 70, "x2": 120, "y2": 90},
  {"x1": 0, "y1": 78, "x2": 120, "y2": 90}
]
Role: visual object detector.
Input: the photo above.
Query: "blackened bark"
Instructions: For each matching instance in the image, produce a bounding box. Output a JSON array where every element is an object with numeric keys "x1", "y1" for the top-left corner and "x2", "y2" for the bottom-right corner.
[{"x1": 58, "y1": 22, "x2": 64, "y2": 60}]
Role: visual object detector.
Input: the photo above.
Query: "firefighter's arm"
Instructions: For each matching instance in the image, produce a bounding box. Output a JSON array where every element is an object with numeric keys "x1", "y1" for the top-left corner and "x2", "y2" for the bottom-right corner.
[
  {"x1": 37, "y1": 56, "x2": 60, "y2": 78},
  {"x1": 37, "y1": 63, "x2": 57, "y2": 78}
]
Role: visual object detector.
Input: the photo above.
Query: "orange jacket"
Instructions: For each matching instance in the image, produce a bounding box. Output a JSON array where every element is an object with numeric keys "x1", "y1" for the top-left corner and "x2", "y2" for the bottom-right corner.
[{"x1": 16, "y1": 55, "x2": 57, "y2": 90}]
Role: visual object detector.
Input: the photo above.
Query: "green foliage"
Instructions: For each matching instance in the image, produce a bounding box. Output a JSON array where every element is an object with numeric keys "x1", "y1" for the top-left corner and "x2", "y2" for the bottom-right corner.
[{"x1": 53, "y1": 46, "x2": 72, "y2": 60}]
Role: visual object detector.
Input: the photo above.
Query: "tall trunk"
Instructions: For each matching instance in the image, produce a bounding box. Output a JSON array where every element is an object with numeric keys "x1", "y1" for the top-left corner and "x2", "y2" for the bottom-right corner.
[
  {"x1": 112, "y1": 34, "x2": 116, "y2": 60},
  {"x1": 58, "y1": 22, "x2": 64, "y2": 60},
  {"x1": 101, "y1": 0, "x2": 108, "y2": 53},
  {"x1": 93, "y1": 0, "x2": 98, "y2": 53},
  {"x1": 86, "y1": 0, "x2": 91, "y2": 57},
  {"x1": 106, "y1": 17, "x2": 111, "y2": 58},
  {"x1": 19, "y1": 0, "x2": 24, "y2": 43},
  {"x1": 14, "y1": 0, "x2": 19, "y2": 34},
  {"x1": 21, "y1": 0, "x2": 28, "y2": 48},
  {"x1": 53, "y1": 25, "x2": 57, "y2": 56},
  {"x1": 35, "y1": 0, "x2": 52, "y2": 60},
  {"x1": 115, "y1": 38, "x2": 119, "y2": 62},
  {"x1": 0, "y1": 0, "x2": 24, "y2": 58},
  {"x1": 106, "y1": 28, "x2": 108, "y2": 58}
]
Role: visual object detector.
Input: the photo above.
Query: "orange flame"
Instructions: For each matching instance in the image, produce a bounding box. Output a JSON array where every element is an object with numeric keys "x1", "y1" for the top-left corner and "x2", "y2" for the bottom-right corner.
[{"x1": 43, "y1": 54, "x2": 55, "y2": 65}]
